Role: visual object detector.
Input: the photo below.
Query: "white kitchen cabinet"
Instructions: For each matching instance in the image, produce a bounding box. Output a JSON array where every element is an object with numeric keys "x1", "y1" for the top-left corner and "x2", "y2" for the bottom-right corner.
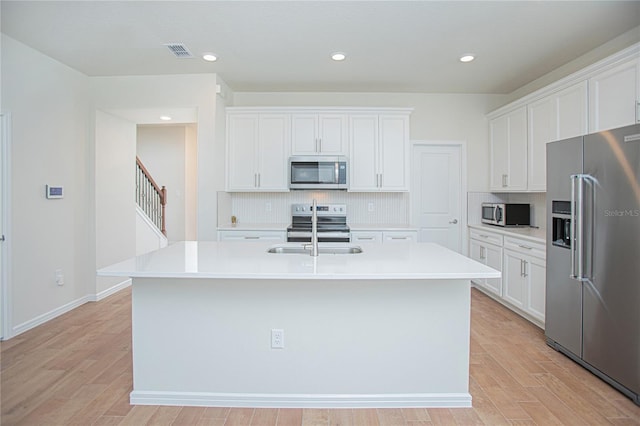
[
  {"x1": 291, "y1": 114, "x2": 347, "y2": 156},
  {"x1": 469, "y1": 229, "x2": 503, "y2": 297},
  {"x1": 351, "y1": 231, "x2": 383, "y2": 244},
  {"x1": 349, "y1": 114, "x2": 410, "y2": 192},
  {"x1": 489, "y1": 107, "x2": 528, "y2": 191},
  {"x1": 226, "y1": 114, "x2": 290, "y2": 192},
  {"x1": 468, "y1": 226, "x2": 545, "y2": 327},
  {"x1": 527, "y1": 81, "x2": 588, "y2": 191},
  {"x1": 350, "y1": 230, "x2": 417, "y2": 244},
  {"x1": 218, "y1": 230, "x2": 286, "y2": 242},
  {"x1": 589, "y1": 57, "x2": 640, "y2": 132},
  {"x1": 382, "y1": 230, "x2": 417, "y2": 243},
  {"x1": 502, "y1": 237, "x2": 546, "y2": 325}
]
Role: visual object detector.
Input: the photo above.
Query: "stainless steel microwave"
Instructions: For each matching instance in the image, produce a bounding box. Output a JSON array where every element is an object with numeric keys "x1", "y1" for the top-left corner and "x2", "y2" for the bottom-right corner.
[
  {"x1": 481, "y1": 203, "x2": 530, "y2": 227},
  {"x1": 289, "y1": 156, "x2": 348, "y2": 190}
]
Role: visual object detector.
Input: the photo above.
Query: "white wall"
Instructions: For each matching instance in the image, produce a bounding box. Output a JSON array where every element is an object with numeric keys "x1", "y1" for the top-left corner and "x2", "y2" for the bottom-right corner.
[
  {"x1": 231, "y1": 92, "x2": 506, "y2": 192},
  {"x1": 95, "y1": 110, "x2": 137, "y2": 295},
  {"x1": 90, "y1": 74, "x2": 222, "y2": 241},
  {"x1": 137, "y1": 125, "x2": 197, "y2": 242},
  {"x1": 1, "y1": 35, "x2": 91, "y2": 333}
]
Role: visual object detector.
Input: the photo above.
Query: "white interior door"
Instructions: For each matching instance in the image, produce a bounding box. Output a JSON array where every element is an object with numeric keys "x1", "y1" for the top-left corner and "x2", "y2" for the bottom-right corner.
[{"x1": 412, "y1": 144, "x2": 464, "y2": 253}]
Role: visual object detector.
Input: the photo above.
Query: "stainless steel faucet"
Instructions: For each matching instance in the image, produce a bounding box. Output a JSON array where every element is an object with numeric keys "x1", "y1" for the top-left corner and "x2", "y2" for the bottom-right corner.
[{"x1": 311, "y1": 199, "x2": 319, "y2": 257}]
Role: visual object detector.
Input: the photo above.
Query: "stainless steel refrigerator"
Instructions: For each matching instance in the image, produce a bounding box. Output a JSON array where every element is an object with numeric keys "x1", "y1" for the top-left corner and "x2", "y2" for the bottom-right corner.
[{"x1": 546, "y1": 123, "x2": 640, "y2": 405}]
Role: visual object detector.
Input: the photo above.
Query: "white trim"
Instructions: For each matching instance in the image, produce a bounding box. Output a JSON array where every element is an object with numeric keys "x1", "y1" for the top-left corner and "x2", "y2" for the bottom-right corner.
[
  {"x1": 12, "y1": 295, "x2": 91, "y2": 337},
  {"x1": 10, "y1": 278, "x2": 130, "y2": 339},
  {"x1": 89, "y1": 278, "x2": 131, "y2": 302},
  {"x1": 488, "y1": 42, "x2": 640, "y2": 118},
  {"x1": 0, "y1": 113, "x2": 12, "y2": 340},
  {"x1": 227, "y1": 106, "x2": 414, "y2": 114},
  {"x1": 410, "y1": 140, "x2": 469, "y2": 256},
  {"x1": 130, "y1": 391, "x2": 472, "y2": 408}
]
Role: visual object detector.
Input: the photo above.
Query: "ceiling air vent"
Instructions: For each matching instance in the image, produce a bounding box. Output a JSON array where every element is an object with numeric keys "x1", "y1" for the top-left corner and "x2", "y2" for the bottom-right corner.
[{"x1": 164, "y1": 43, "x2": 194, "y2": 59}]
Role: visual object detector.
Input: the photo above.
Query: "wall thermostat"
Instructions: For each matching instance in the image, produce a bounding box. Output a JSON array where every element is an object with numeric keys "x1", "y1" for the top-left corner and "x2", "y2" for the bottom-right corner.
[{"x1": 46, "y1": 185, "x2": 64, "y2": 199}]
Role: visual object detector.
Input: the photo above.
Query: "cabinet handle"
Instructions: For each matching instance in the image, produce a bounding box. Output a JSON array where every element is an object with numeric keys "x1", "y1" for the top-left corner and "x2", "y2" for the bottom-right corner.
[
  {"x1": 257, "y1": 173, "x2": 261, "y2": 187},
  {"x1": 319, "y1": 138, "x2": 322, "y2": 152},
  {"x1": 523, "y1": 260, "x2": 528, "y2": 277},
  {"x1": 636, "y1": 101, "x2": 640, "y2": 123},
  {"x1": 479, "y1": 234, "x2": 489, "y2": 239},
  {"x1": 254, "y1": 173, "x2": 258, "y2": 187},
  {"x1": 480, "y1": 246, "x2": 486, "y2": 260},
  {"x1": 244, "y1": 236, "x2": 260, "y2": 240},
  {"x1": 390, "y1": 237, "x2": 408, "y2": 240},
  {"x1": 502, "y1": 174, "x2": 508, "y2": 187},
  {"x1": 358, "y1": 237, "x2": 375, "y2": 241},
  {"x1": 518, "y1": 244, "x2": 533, "y2": 250}
]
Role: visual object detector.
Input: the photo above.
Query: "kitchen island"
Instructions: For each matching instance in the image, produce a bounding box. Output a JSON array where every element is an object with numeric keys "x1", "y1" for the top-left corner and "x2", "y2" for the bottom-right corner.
[{"x1": 99, "y1": 241, "x2": 499, "y2": 408}]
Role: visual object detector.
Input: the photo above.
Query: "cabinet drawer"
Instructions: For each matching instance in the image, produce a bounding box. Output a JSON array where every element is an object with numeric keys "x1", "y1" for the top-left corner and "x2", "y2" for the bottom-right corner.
[
  {"x1": 351, "y1": 231, "x2": 383, "y2": 244},
  {"x1": 504, "y1": 236, "x2": 545, "y2": 259},
  {"x1": 469, "y1": 229, "x2": 503, "y2": 246},
  {"x1": 383, "y1": 231, "x2": 417, "y2": 243},
  {"x1": 218, "y1": 230, "x2": 286, "y2": 242}
]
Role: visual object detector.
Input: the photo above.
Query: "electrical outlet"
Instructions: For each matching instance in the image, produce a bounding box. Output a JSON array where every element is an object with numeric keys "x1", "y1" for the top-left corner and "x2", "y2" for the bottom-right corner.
[
  {"x1": 55, "y1": 269, "x2": 64, "y2": 286},
  {"x1": 368, "y1": 202, "x2": 375, "y2": 212},
  {"x1": 271, "y1": 329, "x2": 284, "y2": 349}
]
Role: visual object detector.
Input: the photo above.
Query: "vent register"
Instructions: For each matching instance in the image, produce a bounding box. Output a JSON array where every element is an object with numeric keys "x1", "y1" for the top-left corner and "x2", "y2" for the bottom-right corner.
[{"x1": 164, "y1": 43, "x2": 194, "y2": 58}]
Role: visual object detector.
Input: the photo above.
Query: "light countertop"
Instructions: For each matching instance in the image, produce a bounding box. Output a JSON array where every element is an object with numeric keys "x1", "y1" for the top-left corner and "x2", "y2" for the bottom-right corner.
[
  {"x1": 98, "y1": 241, "x2": 500, "y2": 281},
  {"x1": 349, "y1": 224, "x2": 417, "y2": 232},
  {"x1": 217, "y1": 223, "x2": 289, "y2": 231},
  {"x1": 468, "y1": 223, "x2": 546, "y2": 244},
  {"x1": 217, "y1": 223, "x2": 416, "y2": 232}
]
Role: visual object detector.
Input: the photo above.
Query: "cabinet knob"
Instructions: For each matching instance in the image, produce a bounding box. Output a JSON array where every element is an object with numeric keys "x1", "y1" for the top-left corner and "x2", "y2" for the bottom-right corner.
[{"x1": 449, "y1": 219, "x2": 458, "y2": 224}]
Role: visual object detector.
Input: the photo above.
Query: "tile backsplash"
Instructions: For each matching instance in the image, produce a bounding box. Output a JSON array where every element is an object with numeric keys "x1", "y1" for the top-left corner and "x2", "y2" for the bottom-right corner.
[{"x1": 218, "y1": 192, "x2": 410, "y2": 226}]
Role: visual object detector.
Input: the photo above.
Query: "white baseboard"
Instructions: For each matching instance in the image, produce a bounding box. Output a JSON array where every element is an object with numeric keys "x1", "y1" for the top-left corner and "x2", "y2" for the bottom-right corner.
[
  {"x1": 90, "y1": 278, "x2": 131, "y2": 302},
  {"x1": 10, "y1": 279, "x2": 131, "y2": 339},
  {"x1": 12, "y1": 294, "x2": 91, "y2": 337},
  {"x1": 130, "y1": 391, "x2": 472, "y2": 408}
]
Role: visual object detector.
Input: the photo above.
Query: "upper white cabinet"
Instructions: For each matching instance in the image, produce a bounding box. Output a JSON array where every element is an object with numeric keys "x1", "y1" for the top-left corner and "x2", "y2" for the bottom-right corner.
[
  {"x1": 349, "y1": 114, "x2": 410, "y2": 192},
  {"x1": 488, "y1": 43, "x2": 639, "y2": 193},
  {"x1": 489, "y1": 106, "x2": 527, "y2": 191},
  {"x1": 226, "y1": 113, "x2": 290, "y2": 192},
  {"x1": 527, "y1": 81, "x2": 588, "y2": 191},
  {"x1": 291, "y1": 114, "x2": 347, "y2": 155},
  {"x1": 589, "y1": 57, "x2": 640, "y2": 132}
]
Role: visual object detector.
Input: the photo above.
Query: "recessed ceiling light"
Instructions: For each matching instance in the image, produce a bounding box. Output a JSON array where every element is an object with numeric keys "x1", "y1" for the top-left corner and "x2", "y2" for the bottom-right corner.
[
  {"x1": 160, "y1": 115, "x2": 172, "y2": 121},
  {"x1": 331, "y1": 52, "x2": 346, "y2": 61},
  {"x1": 460, "y1": 54, "x2": 475, "y2": 63},
  {"x1": 202, "y1": 53, "x2": 218, "y2": 62}
]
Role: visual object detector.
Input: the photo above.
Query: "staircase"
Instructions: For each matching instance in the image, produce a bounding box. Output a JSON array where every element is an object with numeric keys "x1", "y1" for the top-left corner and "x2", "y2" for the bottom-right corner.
[{"x1": 135, "y1": 156, "x2": 167, "y2": 236}]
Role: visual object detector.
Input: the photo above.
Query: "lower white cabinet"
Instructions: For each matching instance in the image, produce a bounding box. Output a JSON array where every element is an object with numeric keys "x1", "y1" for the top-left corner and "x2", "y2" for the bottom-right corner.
[
  {"x1": 469, "y1": 227, "x2": 546, "y2": 327},
  {"x1": 469, "y1": 230, "x2": 503, "y2": 297},
  {"x1": 351, "y1": 230, "x2": 417, "y2": 244},
  {"x1": 218, "y1": 230, "x2": 286, "y2": 242}
]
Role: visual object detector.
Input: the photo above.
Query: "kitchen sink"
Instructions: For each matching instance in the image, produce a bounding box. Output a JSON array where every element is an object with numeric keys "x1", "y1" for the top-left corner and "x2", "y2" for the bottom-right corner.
[{"x1": 267, "y1": 244, "x2": 363, "y2": 255}]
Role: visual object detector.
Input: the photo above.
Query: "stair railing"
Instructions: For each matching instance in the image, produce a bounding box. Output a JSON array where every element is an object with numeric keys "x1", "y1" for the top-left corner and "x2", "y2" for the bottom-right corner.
[{"x1": 136, "y1": 157, "x2": 167, "y2": 236}]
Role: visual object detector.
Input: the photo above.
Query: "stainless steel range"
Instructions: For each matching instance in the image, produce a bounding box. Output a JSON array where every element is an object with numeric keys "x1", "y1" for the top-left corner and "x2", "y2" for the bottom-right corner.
[{"x1": 287, "y1": 203, "x2": 350, "y2": 243}]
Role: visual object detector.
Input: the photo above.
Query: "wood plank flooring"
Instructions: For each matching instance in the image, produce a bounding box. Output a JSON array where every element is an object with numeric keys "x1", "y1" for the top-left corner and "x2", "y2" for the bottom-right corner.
[{"x1": 2, "y1": 287, "x2": 639, "y2": 425}]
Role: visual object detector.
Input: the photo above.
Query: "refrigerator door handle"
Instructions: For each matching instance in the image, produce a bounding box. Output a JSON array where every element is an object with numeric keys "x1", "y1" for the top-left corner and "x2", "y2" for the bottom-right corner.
[
  {"x1": 570, "y1": 174, "x2": 582, "y2": 280},
  {"x1": 571, "y1": 174, "x2": 591, "y2": 281}
]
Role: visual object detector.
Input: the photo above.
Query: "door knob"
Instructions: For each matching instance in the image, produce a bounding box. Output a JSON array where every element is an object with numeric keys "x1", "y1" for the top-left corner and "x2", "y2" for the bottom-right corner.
[{"x1": 449, "y1": 219, "x2": 458, "y2": 224}]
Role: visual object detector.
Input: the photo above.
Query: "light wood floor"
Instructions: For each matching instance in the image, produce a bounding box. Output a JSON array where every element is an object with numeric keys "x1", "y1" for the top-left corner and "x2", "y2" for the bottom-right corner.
[{"x1": 2, "y1": 287, "x2": 639, "y2": 426}]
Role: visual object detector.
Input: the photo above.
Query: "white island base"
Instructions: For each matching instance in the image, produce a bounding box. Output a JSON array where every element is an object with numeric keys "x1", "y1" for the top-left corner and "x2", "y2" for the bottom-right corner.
[
  {"x1": 99, "y1": 241, "x2": 500, "y2": 409},
  {"x1": 131, "y1": 277, "x2": 471, "y2": 408}
]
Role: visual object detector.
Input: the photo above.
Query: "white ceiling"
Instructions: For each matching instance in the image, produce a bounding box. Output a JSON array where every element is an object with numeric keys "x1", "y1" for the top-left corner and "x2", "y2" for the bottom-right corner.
[{"x1": 2, "y1": 1, "x2": 639, "y2": 94}]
